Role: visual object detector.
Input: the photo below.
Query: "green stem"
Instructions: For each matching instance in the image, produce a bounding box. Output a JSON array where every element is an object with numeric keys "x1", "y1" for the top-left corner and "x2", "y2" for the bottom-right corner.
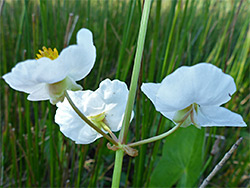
[
  {"x1": 111, "y1": 149, "x2": 124, "y2": 188},
  {"x1": 127, "y1": 122, "x2": 182, "y2": 147},
  {"x1": 119, "y1": 0, "x2": 152, "y2": 144},
  {"x1": 64, "y1": 91, "x2": 117, "y2": 146},
  {"x1": 111, "y1": 1, "x2": 152, "y2": 187}
]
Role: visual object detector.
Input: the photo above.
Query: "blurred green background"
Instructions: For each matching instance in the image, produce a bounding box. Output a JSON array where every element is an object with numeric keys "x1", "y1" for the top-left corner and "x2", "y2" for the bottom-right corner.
[{"x1": 0, "y1": 0, "x2": 249, "y2": 187}]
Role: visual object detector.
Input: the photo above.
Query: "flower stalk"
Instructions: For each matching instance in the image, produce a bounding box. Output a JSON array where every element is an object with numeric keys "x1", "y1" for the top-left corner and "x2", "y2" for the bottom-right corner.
[
  {"x1": 118, "y1": 0, "x2": 152, "y2": 144},
  {"x1": 112, "y1": 0, "x2": 152, "y2": 187},
  {"x1": 111, "y1": 149, "x2": 124, "y2": 188},
  {"x1": 127, "y1": 122, "x2": 182, "y2": 147}
]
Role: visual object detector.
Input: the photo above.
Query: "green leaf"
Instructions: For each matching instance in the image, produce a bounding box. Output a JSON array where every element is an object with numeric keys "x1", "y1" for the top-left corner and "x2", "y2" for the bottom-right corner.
[{"x1": 149, "y1": 126, "x2": 205, "y2": 187}]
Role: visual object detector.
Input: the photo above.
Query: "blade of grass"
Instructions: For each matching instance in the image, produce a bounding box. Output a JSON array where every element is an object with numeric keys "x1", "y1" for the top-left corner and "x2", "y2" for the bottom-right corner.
[
  {"x1": 160, "y1": 0, "x2": 181, "y2": 79},
  {"x1": 40, "y1": 0, "x2": 47, "y2": 46},
  {"x1": 116, "y1": 0, "x2": 136, "y2": 79},
  {"x1": 148, "y1": 0, "x2": 161, "y2": 81}
]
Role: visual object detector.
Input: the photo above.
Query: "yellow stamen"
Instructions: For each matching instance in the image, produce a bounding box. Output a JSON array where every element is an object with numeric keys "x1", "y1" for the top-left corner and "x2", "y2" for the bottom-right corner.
[
  {"x1": 88, "y1": 112, "x2": 106, "y2": 123},
  {"x1": 36, "y1": 46, "x2": 59, "y2": 60},
  {"x1": 88, "y1": 112, "x2": 111, "y2": 131}
]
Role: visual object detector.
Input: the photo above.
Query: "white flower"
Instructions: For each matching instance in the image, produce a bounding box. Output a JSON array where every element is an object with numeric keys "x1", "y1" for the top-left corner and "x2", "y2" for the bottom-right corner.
[
  {"x1": 141, "y1": 63, "x2": 247, "y2": 128},
  {"x1": 55, "y1": 79, "x2": 131, "y2": 144},
  {"x1": 3, "y1": 28, "x2": 96, "y2": 104}
]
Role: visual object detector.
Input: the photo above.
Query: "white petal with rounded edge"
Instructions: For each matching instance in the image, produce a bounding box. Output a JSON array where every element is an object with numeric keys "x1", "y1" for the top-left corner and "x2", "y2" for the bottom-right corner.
[
  {"x1": 156, "y1": 63, "x2": 236, "y2": 112},
  {"x1": 77, "y1": 28, "x2": 95, "y2": 48},
  {"x1": 190, "y1": 63, "x2": 236, "y2": 106},
  {"x1": 3, "y1": 57, "x2": 69, "y2": 94},
  {"x1": 196, "y1": 106, "x2": 247, "y2": 127},
  {"x1": 96, "y1": 79, "x2": 128, "y2": 105},
  {"x1": 82, "y1": 92, "x2": 106, "y2": 116},
  {"x1": 27, "y1": 83, "x2": 50, "y2": 101},
  {"x1": 55, "y1": 90, "x2": 104, "y2": 144},
  {"x1": 96, "y1": 79, "x2": 130, "y2": 131},
  {"x1": 141, "y1": 83, "x2": 161, "y2": 108},
  {"x1": 22, "y1": 57, "x2": 69, "y2": 83},
  {"x1": 160, "y1": 111, "x2": 176, "y2": 123},
  {"x1": 156, "y1": 66, "x2": 195, "y2": 111},
  {"x1": 63, "y1": 90, "x2": 105, "y2": 116},
  {"x1": 56, "y1": 101, "x2": 87, "y2": 142},
  {"x1": 58, "y1": 29, "x2": 96, "y2": 81},
  {"x1": 3, "y1": 70, "x2": 43, "y2": 93},
  {"x1": 76, "y1": 125, "x2": 102, "y2": 144}
]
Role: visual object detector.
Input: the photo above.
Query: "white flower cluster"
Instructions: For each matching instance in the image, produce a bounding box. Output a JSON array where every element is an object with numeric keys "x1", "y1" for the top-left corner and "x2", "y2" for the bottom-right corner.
[{"x1": 3, "y1": 29, "x2": 246, "y2": 145}]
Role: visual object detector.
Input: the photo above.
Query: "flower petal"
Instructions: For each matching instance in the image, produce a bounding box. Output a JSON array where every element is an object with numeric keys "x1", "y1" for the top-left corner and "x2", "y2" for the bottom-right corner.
[
  {"x1": 141, "y1": 83, "x2": 161, "y2": 108},
  {"x1": 3, "y1": 57, "x2": 69, "y2": 94},
  {"x1": 62, "y1": 90, "x2": 105, "y2": 116},
  {"x1": 58, "y1": 29, "x2": 96, "y2": 81},
  {"x1": 77, "y1": 28, "x2": 95, "y2": 48},
  {"x1": 190, "y1": 63, "x2": 236, "y2": 106},
  {"x1": 156, "y1": 66, "x2": 195, "y2": 111},
  {"x1": 27, "y1": 57, "x2": 69, "y2": 83},
  {"x1": 96, "y1": 79, "x2": 128, "y2": 104},
  {"x1": 156, "y1": 63, "x2": 236, "y2": 112},
  {"x1": 3, "y1": 70, "x2": 42, "y2": 93},
  {"x1": 160, "y1": 111, "x2": 176, "y2": 123},
  {"x1": 83, "y1": 92, "x2": 106, "y2": 116},
  {"x1": 96, "y1": 79, "x2": 130, "y2": 131},
  {"x1": 55, "y1": 90, "x2": 103, "y2": 144},
  {"x1": 27, "y1": 83, "x2": 50, "y2": 101},
  {"x1": 76, "y1": 126, "x2": 102, "y2": 144},
  {"x1": 196, "y1": 106, "x2": 247, "y2": 127}
]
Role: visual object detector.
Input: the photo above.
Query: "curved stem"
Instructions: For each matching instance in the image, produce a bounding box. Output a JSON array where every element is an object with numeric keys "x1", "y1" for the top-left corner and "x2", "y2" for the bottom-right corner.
[
  {"x1": 127, "y1": 122, "x2": 182, "y2": 147},
  {"x1": 64, "y1": 91, "x2": 118, "y2": 146}
]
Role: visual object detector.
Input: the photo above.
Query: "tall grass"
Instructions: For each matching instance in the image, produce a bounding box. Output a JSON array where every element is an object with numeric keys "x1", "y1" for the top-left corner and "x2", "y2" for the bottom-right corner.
[{"x1": 1, "y1": 0, "x2": 249, "y2": 187}]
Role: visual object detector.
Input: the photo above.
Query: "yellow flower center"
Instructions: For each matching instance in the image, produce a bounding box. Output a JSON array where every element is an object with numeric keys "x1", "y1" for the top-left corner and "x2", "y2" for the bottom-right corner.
[
  {"x1": 88, "y1": 112, "x2": 110, "y2": 131},
  {"x1": 35, "y1": 47, "x2": 82, "y2": 105},
  {"x1": 36, "y1": 47, "x2": 59, "y2": 60}
]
